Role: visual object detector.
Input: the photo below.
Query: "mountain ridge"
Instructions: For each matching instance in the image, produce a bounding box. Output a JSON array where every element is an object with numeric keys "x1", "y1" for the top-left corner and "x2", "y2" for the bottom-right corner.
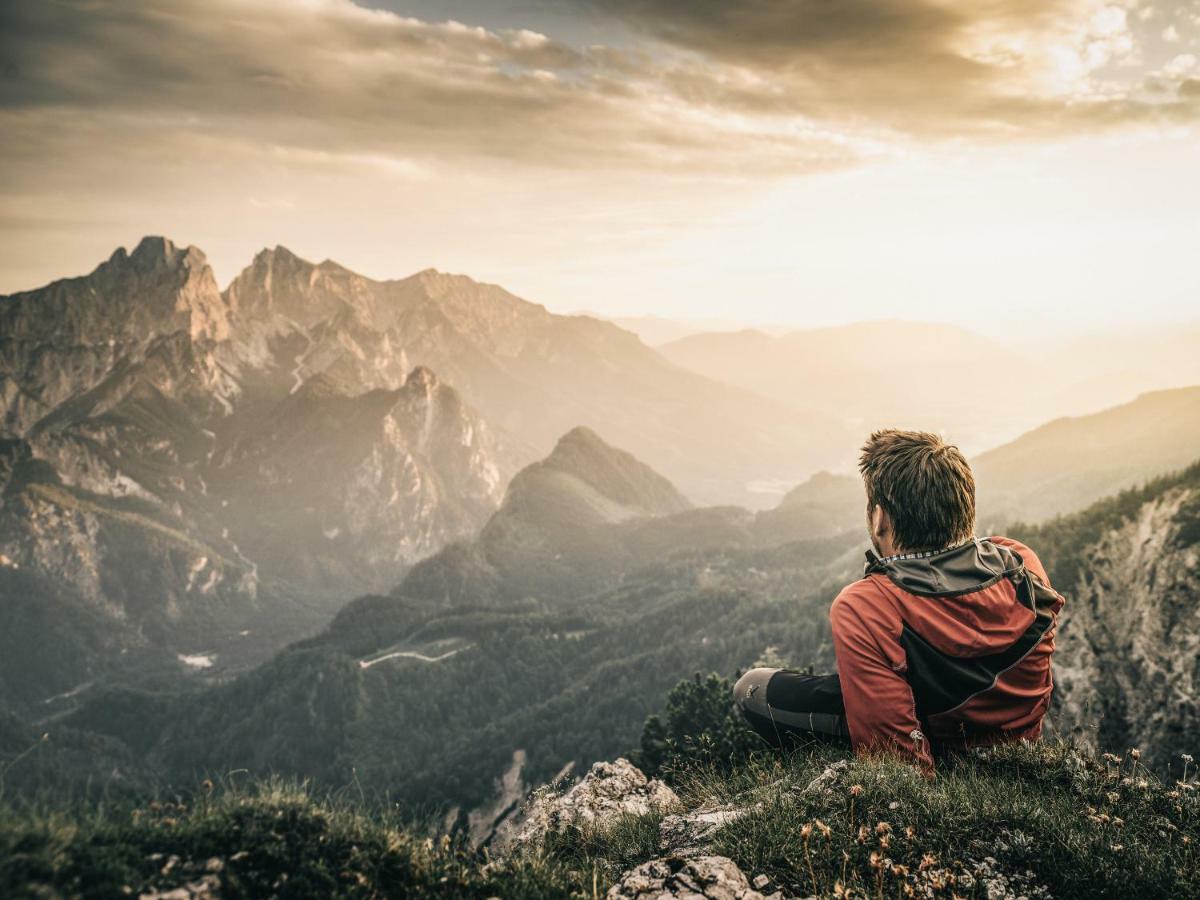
[
  {"x1": 0, "y1": 241, "x2": 527, "y2": 694},
  {"x1": 213, "y1": 238, "x2": 854, "y2": 508}
]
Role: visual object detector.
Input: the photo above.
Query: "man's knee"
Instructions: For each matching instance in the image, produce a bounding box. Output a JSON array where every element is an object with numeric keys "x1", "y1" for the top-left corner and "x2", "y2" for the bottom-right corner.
[{"x1": 733, "y1": 667, "x2": 778, "y2": 717}]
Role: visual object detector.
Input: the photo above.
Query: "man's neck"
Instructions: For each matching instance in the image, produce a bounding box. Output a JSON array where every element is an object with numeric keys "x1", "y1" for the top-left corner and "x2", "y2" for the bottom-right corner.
[{"x1": 873, "y1": 537, "x2": 975, "y2": 565}]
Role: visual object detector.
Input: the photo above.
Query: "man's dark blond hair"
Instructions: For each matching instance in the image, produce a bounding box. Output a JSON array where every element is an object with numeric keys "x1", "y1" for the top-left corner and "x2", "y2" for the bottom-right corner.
[{"x1": 858, "y1": 429, "x2": 975, "y2": 552}]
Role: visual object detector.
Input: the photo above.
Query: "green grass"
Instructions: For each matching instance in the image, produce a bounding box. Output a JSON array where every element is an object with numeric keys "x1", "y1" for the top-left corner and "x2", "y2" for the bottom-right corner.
[
  {"x1": 2, "y1": 742, "x2": 1197, "y2": 898},
  {"x1": 674, "y1": 741, "x2": 1199, "y2": 899},
  {"x1": 0, "y1": 777, "x2": 608, "y2": 899}
]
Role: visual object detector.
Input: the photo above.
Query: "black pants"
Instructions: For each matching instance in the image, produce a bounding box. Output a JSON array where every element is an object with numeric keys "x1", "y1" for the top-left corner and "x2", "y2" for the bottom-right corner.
[{"x1": 732, "y1": 667, "x2": 850, "y2": 747}]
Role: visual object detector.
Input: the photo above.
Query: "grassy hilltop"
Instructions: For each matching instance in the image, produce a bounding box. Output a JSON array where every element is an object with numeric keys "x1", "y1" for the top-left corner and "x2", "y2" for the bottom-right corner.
[{"x1": 3, "y1": 737, "x2": 1197, "y2": 898}]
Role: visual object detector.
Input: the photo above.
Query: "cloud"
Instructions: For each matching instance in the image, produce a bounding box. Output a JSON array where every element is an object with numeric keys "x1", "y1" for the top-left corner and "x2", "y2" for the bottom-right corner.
[
  {"x1": 580, "y1": 0, "x2": 1197, "y2": 137},
  {"x1": 0, "y1": 0, "x2": 1195, "y2": 187},
  {"x1": 0, "y1": 0, "x2": 865, "y2": 176},
  {"x1": 1164, "y1": 53, "x2": 1199, "y2": 78}
]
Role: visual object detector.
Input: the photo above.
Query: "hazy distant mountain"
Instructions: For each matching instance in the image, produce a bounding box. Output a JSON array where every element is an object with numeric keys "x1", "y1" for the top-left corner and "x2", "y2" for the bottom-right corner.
[
  {"x1": 225, "y1": 246, "x2": 852, "y2": 507},
  {"x1": 496, "y1": 426, "x2": 691, "y2": 529},
  {"x1": 1045, "y1": 327, "x2": 1200, "y2": 419},
  {"x1": 755, "y1": 386, "x2": 1200, "y2": 538},
  {"x1": 974, "y1": 386, "x2": 1200, "y2": 525},
  {"x1": 401, "y1": 427, "x2": 856, "y2": 610},
  {"x1": 659, "y1": 322, "x2": 1045, "y2": 454},
  {"x1": 578, "y1": 313, "x2": 788, "y2": 347},
  {"x1": 405, "y1": 427, "x2": 718, "y2": 608},
  {"x1": 753, "y1": 470, "x2": 866, "y2": 543},
  {"x1": 659, "y1": 321, "x2": 1200, "y2": 458}
]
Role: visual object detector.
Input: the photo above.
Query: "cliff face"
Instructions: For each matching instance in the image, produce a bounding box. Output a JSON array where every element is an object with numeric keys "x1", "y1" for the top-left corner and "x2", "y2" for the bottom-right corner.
[
  {"x1": 1050, "y1": 479, "x2": 1200, "y2": 767},
  {"x1": 214, "y1": 366, "x2": 510, "y2": 597}
]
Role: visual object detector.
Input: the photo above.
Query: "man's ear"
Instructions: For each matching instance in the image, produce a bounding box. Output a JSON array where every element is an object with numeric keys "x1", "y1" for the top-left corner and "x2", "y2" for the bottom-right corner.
[{"x1": 870, "y1": 504, "x2": 890, "y2": 542}]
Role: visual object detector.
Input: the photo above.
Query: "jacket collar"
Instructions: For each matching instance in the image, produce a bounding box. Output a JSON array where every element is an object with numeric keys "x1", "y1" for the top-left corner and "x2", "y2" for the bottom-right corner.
[{"x1": 864, "y1": 538, "x2": 1026, "y2": 598}]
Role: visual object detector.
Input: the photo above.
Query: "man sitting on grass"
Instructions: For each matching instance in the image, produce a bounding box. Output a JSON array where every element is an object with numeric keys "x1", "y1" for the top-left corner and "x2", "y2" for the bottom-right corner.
[{"x1": 734, "y1": 429, "x2": 1064, "y2": 771}]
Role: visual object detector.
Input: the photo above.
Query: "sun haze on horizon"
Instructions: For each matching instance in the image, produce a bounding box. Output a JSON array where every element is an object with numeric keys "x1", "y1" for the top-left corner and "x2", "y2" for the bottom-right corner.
[{"x1": 1, "y1": 0, "x2": 1198, "y2": 338}]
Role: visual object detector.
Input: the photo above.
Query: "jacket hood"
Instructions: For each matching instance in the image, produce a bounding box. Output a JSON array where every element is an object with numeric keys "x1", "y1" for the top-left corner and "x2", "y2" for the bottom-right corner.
[
  {"x1": 861, "y1": 538, "x2": 1049, "y2": 657},
  {"x1": 864, "y1": 539, "x2": 1024, "y2": 598}
]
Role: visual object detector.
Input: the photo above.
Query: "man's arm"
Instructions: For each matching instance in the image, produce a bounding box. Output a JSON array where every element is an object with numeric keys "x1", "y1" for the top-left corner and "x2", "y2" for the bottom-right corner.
[{"x1": 830, "y1": 584, "x2": 934, "y2": 771}]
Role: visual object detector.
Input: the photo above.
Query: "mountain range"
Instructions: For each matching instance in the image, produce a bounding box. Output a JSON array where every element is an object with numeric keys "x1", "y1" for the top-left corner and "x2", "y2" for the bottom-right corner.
[
  {"x1": 1, "y1": 239, "x2": 524, "y2": 699},
  {"x1": 0, "y1": 237, "x2": 859, "y2": 706},
  {"x1": 2, "y1": 236, "x2": 1199, "y2": 834},
  {"x1": 223, "y1": 244, "x2": 852, "y2": 506}
]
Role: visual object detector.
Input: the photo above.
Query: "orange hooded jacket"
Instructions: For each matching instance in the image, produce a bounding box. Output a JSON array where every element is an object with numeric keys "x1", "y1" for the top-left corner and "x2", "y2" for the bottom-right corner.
[{"x1": 830, "y1": 536, "x2": 1064, "y2": 771}]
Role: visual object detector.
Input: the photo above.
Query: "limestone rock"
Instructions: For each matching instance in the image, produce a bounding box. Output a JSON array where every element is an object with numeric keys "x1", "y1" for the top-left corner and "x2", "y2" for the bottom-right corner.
[
  {"x1": 518, "y1": 758, "x2": 679, "y2": 845},
  {"x1": 606, "y1": 855, "x2": 777, "y2": 900},
  {"x1": 795, "y1": 759, "x2": 850, "y2": 797},
  {"x1": 659, "y1": 807, "x2": 751, "y2": 857},
  {"x1": 137, "y1": 872, "x2": 220, "y2": 899}
]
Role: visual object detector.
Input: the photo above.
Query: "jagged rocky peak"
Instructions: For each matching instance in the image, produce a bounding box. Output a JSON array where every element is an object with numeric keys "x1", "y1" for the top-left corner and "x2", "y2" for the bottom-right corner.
[
  {"x1": 127, "y1": 235, "x2": 204, "y2": 272},
  {"x1": 2, "y1": 234, "x2": 228, "y2": 344},
  {"x1": 1, "y1": 236, "x2": 232, "y2": 433},
  {"x1": 406, "y1": 267, "x2": 483, "y2": 297},
  {"x1": 387, "y1": 366, "x2": 457, "y2": 431},
  {"x1": 106, "y1": 235, "x2": 202, "y2": 270},
  {"x1": 223, "y1": 243, "x2": 369, "y2": 328},
  {"x1": 387, "y1": 366, "x2": 502, "y2": 470},
  {"x1": 404, "y1": 364, "x2": 439, "y2": 392}
]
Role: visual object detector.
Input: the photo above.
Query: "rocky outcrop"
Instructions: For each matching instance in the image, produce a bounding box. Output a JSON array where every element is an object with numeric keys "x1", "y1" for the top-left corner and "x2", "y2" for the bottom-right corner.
[
  {"x1": 1051, "y1": 481, "x2": 1200, "y2": 768},
  {"x1": 658, "y1": 808, "x2": 752, "y2": 858},
  {"x1": 517, "y1": 758, "x2": 680, "y2": 846},
  {"x1": 510, "y1": 757, "x2": 783, "y2": 898},
  {"x1": 512, "y1": 759, "x2": 780, "y2": 898},
  {"x1": 607, "y1": 855, "x2": 780, "y2": 900}
]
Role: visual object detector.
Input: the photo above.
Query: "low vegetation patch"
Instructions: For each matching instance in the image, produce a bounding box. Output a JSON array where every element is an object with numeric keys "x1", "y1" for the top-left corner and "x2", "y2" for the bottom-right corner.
[{"x1": 3, "y1": 741, "x2": 1197, "y2": 898}]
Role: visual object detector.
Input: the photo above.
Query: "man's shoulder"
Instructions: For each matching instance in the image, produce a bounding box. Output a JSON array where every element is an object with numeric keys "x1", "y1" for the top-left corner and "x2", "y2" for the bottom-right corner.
[
  {"x1": 831, "y1": 576, "x2": 889, "y2": 618},
  {"x1": 988, "y1": 535, "x2": 1051, "y2": 587}
]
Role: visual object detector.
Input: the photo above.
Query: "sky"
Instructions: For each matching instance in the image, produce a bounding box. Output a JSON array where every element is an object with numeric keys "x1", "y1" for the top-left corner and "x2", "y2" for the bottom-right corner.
[{"x1": 1, "y1": 0, "x2": 1198, "y2": 335}]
